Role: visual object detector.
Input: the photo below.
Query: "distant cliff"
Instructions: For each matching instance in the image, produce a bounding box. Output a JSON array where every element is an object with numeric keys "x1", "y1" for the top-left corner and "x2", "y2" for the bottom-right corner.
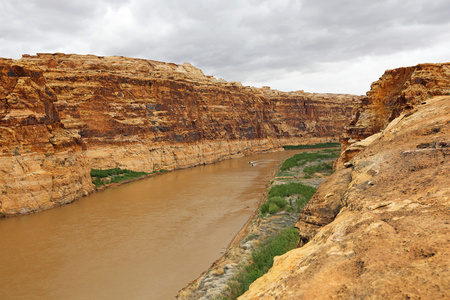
[
  {"x1": 0, "y1": 53, "x2": 358, "y2": 216},
  {"x1": 240, "y1": 63, "x2": 450, "y2": 299}
]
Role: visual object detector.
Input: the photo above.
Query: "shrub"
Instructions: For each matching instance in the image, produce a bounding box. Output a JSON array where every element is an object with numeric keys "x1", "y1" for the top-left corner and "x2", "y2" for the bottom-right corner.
[
  {"x1": 268, "y1": 203, "x2": 280, "y2": 214},
  {"x1": 260, "y1": 202, "x2": 270, "y2": 214},
  {"x1": 92, "y1": 178, "x2": 105, "y2": 188},
  {"x1": 268, "y1": 196, "x2": 287, "y2": 209}
]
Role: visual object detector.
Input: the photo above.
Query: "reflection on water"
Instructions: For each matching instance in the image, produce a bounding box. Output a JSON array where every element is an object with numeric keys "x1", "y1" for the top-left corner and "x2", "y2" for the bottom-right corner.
[{"x1": 0, "y1": 150, "x2": 300, "y2": 299}]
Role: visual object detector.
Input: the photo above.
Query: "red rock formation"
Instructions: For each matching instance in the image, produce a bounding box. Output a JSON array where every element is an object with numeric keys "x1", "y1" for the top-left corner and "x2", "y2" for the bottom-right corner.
[
  {"x1": 0, "y1": 59, "x2": 93, "y2": 215},
  {"x1": 241, "y1": 63, "x2": 450, "y2": 299},
  {"x1": 0, "y1": 53, "x2": 358, "y2": 216}
]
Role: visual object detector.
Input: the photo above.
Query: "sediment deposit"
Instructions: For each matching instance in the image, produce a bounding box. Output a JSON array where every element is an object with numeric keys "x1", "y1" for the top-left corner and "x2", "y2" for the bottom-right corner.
[
  {"x1": 240, "y1": 63, "x2": 450, "y2": 299},
  {"x1": 0, "y1": 53, "x2": 358, "y2": 216}
]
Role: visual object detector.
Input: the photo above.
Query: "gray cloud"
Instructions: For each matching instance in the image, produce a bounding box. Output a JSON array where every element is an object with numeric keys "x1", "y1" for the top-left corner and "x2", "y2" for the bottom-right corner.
[{"x1": 1, "y1": 0, "x2": 449, "y2": 94}]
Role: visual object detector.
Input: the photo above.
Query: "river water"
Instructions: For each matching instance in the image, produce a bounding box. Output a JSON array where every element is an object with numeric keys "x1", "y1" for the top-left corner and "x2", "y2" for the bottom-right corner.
[{"x1": 0, "y1": 150, "x2": 300, "y2": 299}]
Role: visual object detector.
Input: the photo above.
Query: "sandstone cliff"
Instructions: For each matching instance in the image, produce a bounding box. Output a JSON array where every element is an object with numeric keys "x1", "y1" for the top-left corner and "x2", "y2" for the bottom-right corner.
[
  {"x1": 0, "y1": 53, "x2": 358, "y2": 216},
  {"x1": 240, "y1": 64, "x2": 450, "y2": 299},
  {"x1": 340, "y1": 63, "x2": 450, "y2": 162},
  {"x1": 0, "y1": 60, "x2": 93, "y2": 215}
]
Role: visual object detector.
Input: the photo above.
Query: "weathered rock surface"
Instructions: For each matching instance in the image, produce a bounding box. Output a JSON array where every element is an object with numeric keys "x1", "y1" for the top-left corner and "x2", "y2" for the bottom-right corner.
[
  {"x1": 240, "y1": 66, "x2": 450, "y2": 298},
  {"x1": 0, "y1": 53, "x2": 358, "y2": 216},
  {"x1": 0, "y1": 60, "x2": 93, "y2": 215},
  {"x1": 341, "y1": 63, "x2": 450, "y2": 161}
]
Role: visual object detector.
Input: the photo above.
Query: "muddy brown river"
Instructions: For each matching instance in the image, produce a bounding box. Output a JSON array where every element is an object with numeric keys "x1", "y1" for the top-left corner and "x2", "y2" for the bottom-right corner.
[{"x1": 0, "y1": 150, "x2": 301, "y2": 299}]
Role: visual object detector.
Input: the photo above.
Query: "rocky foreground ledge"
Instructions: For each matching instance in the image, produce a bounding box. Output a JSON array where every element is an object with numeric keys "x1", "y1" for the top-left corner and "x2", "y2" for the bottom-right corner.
[{"x1": 240, "y1": 63, "x2": 450, "y2": 299}]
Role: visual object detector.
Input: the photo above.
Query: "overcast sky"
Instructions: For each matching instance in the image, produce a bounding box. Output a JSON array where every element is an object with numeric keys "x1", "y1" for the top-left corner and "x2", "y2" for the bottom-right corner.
[{"x1": 1, "y1": 0, "x2": 449, "y2": 95}]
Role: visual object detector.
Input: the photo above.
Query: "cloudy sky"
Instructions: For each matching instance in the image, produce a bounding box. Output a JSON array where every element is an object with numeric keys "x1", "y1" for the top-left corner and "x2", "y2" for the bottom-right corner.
[{"x1": 1, "y1": 0, "x2": 449, "y2": 95}]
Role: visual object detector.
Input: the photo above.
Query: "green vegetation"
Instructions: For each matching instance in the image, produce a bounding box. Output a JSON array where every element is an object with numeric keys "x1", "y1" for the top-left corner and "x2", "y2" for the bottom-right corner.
[
  {"x1": 90, "y1": 168, "x2": 151, "y2": 187},
  {"x1": 282, "y1": 142, "x2": 340, "y2": 150},
  {"x1": 215, "y1": 148, "x2": 343, "y2": 299},
  {"x1": 295, "y1": 194, "x2": 312, "y2": 212},
  {"x1": 303, "y1": 161, "x2": 334, "y2": 177},
  {"x1": 260, "y1": 183, "x2": 316, "y2": 215},
  {"x1": 90, "y1": 167, "x2": 130, "y2": 178},
  {"x1": 276, "y1": 170, "x2": 296, "y2": 177},
  {"x1": 268, "y1": 202, "x2": 280, "y2": 214},
  {"x1": 280, "y1": 149, "x2": 339, "y2": 171},
  {"x1": 268, "y1": 182, "x2": 316, "y2": 200},
  {"x1": 219, "y1": 226, "x2": 299, "y2": 299},
  {"x1": 268, "y1": 196, "x2": 288, "y2": 209}
]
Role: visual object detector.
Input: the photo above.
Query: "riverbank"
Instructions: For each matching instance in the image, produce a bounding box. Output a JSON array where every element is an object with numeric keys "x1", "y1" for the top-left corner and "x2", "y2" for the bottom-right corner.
[{"x1": 177, "y1": 148, "x2": 340, "y2": 299}]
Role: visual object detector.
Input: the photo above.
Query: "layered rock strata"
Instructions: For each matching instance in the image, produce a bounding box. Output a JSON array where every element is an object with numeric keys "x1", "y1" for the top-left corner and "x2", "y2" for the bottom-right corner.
[
  {"x1": 0, "y1": 53, "x2": 358, "y2": 216},
  {"x1": 240, "y1": 64, "x2": 450, "y2": 299},
  {"x1": 0, "y1": 61, "x2": 92, "y2": 215}
]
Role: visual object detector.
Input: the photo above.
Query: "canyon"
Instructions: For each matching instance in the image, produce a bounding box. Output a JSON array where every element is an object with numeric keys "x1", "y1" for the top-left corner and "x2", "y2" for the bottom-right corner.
[
  {"x1": 0, "y1": 53, "x2": 358, "y2": 216},
  {"x1": 240, "y1": 63, "x2": 450, "y2": 299},
  {"x1": 2, "y1": 53, "x2": 448, "y2": 299}
]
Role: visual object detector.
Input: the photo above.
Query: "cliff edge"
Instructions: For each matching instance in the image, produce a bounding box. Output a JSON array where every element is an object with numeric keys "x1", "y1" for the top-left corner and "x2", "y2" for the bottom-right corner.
[{"x1": 240, "y1": 63, "x2": 450, "y2": 299}]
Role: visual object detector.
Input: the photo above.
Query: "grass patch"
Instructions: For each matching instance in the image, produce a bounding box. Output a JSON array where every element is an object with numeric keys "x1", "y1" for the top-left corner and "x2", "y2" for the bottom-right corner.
[
  {"x1": 109, "y1": 171, "x2": 149, "y2": 183},
  {"x1": 303, "y1": 162, "x2": 334, "y2": 177},
  {"x1": 220, "y1": 226, "x2": 299, "y2": 299},
  {"x1": 280, "y1": 150, "x2": 339, "y2": 171},
  {"x1": 282, "y1": 142, "x2": 340, "y2": 150},
  {"x1": 90, "y1": 168, "x2": 151, "y2": 187},
  {"x1": 90, "y1": 167, "x2": 127, "y2": 178},
  {"x1": 276, "y1": 170, "x2": 296, "y2": 177},
  {"x1": 260, "y1": 183, "x2": 316, "y2": 215},
  {"x1": 268, "y1": 182, "x2": 316, "y2": 200}
]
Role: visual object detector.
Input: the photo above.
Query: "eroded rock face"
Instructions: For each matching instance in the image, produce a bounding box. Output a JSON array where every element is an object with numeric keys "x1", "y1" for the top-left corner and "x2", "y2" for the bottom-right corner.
[
  {"x1": 342, "y1": 63, "x2": 450, "y2": 151},
  {"x1": 0, "y1": 53, "x2": 358, "y2": 215},
  {"x1": 240, "y1": 97, "x2": 450, "y2": 297},
  {"x1": 0, "y1": 59, "x2": 93, "y2": 215}
]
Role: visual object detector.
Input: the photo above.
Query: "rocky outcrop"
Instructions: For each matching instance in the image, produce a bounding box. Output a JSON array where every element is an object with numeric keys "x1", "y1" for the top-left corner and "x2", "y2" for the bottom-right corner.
[
  {"x1": 0, "y1": 53, "x2": 358, "y2": 216},
  {"x1": 240, "y1": 64, "x2": 450, "y2": 299},
  {"x1": 341, "y1": 63, "x2": 450, "y2": 162}
]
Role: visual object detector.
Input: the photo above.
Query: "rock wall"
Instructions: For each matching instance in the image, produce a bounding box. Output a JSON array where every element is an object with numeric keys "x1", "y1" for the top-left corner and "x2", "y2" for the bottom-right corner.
[
  {"x1": 0, "y1": 53, "x2": 358, "y2": 216},
  {"x1": 0, "y1": 60, "x2": 93, "y2": 215},
  {"x1": 240, "y1": 63, "x2": 450, "y2": 299}
]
